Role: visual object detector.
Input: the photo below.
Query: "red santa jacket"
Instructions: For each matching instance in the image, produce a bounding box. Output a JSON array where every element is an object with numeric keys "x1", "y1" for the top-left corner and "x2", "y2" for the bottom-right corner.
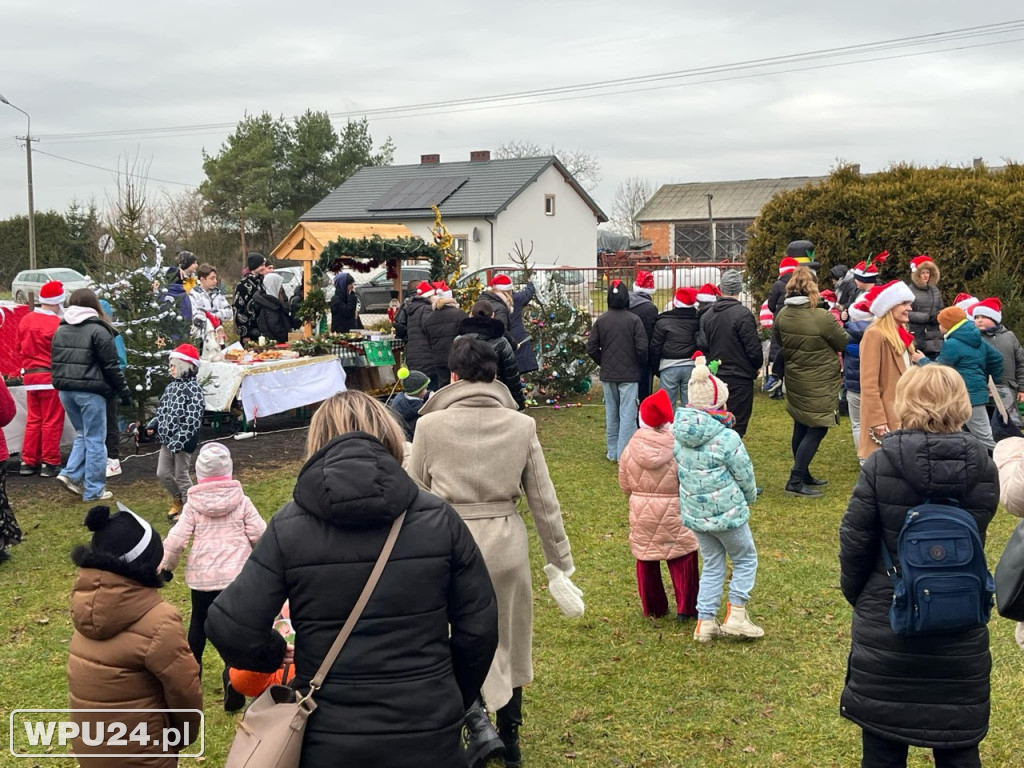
[{"x1": 17, "y1": 310, "x2": 61, "y2": 390}]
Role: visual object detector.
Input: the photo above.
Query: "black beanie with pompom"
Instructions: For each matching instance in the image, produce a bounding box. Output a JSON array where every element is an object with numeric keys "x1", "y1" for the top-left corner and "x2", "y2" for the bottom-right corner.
[{"x1": 71, "y1": 505, "x2": 166, "y2": 588}]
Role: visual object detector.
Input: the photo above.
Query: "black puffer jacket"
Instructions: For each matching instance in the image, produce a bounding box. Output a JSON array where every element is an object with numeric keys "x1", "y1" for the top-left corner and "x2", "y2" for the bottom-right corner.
[
  {"x1": 402, "y1": 297, "x2": 434, "y2": 372},
  {"x1": 628, "y1": 292, "x2": 658, "y2": 340},
  {"x1": 908, "y1": 282, "x2": 943, "y2": 357},
  {"x1": 477, "y1": 291, "x2": 511, "y2": 333},
  {"x1": 767, "y1": 272, "x2": 793, "y2": 315},
  {"x1": 650, "y1": 307, "x2": 699, "y2": 370},
  {"x1": 587, "y1": 308, "x2": 648, "y2": 383},
  {"x1": 839, "y1": 430, "x2": 997, "y2": 749},
  {"x1": 699, "y1": 298, "x2": 763, "y2": 381},
  {"x1": 421, "y1": 299, "x2": 468, "y2": 384},
  {"x1": 330, "y1": 274, "x2": 363, "y2": 333},
  {"x1": 207, "y1": 433, "x2": 498, "y2": 768},
  {"x1": 457, "y1": 316, "x2": 525, "y2": 410},
  {"x1": 254, "y1": 293, "x2": 295, "y2": 344},
  {"x1": 51, "y1": 314, "x2": 127, "y2": 398}
]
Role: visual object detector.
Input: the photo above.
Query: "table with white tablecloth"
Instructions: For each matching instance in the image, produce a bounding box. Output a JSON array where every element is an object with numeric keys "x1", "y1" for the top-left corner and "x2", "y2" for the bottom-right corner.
[
  {"x1": 1, "y1": 385, "x2": 77, "y2": 456},
  {"x1": 199, "y1": 355, "x2": 346, "y2": 421}
]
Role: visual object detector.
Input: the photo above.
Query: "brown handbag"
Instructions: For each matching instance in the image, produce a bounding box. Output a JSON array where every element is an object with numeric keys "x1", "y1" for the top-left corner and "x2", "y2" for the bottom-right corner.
[{"x1": 224, "y1": 512, "x2": 406, "y2": 768}]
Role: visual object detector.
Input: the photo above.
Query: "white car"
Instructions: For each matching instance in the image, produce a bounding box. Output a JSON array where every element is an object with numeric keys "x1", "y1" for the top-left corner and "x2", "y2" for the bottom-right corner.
[{"x1": 11, "y1": 267, "x2": 92, "y2": 304}]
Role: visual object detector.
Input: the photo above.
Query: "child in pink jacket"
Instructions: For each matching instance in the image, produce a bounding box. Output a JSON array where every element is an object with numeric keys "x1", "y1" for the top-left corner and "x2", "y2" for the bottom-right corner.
[
  {"x1": 618, "y1": 389, "x2": 699, "y2": 620},
  {"x1": 159, "y1": 441, "x2": 266, "y2": 711}
]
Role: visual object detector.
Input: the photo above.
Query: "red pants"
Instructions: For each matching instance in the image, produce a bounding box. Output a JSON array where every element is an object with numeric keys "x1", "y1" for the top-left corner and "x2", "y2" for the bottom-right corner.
[
  {"x1": 22, "y1": 389, "x2": 65, "y2": 466},
  {"x1": 636, "y1": 554, "x2": 699, "y2": 618}
]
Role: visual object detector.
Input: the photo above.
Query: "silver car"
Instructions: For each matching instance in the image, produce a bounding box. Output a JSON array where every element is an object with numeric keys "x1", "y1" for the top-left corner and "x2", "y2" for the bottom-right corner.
[{"x1": 11, "y1": 267, "x2": 92, "y2": 304}]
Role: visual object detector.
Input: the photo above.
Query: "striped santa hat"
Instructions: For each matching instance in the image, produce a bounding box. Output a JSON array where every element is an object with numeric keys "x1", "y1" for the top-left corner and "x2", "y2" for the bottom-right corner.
[
  {"x1": 778, "y1": 257, "x2": 800, "y2": 276},
  {"x1": 759, "y1": 300, "x2": 774, "y2": 328},
  {"x1": 696, "y1": 284, "x2": 721, "y2": 304},
  {"x1": 673, "y1": 287, "x2": 697, "y2": 309},
  {"x1": 851, "y1": 250, "x2": 889, "y2": 284}
]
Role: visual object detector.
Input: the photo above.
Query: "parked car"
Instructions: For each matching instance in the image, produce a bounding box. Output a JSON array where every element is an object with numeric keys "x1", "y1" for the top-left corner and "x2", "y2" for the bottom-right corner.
[
  {"x1": 353, "y1": 263, "x2": 433, "y2": 313},
  {"x1": 11, "y1": 267, "x2": 92, "y2": 304},
  {"x1": 456, "y1": 264, "x2": 589, "y2": 307}
]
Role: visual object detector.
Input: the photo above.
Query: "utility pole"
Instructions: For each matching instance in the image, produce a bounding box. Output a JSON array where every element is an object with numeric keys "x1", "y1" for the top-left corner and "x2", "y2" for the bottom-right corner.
[{"x1": 1, "y1": 94, "x2": 36, "y2": 269}]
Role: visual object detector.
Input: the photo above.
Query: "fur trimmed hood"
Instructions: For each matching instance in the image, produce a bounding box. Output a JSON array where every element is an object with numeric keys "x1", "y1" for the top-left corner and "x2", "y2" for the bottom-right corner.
[{"x1": 911, "y1": 260, "x2": 940, "y2": 288}]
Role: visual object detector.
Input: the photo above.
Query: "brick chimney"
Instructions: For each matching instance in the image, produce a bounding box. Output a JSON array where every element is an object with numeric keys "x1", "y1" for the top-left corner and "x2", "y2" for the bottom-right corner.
[
  {"x1": 470, "y1": 150, "x2": 491, "y2": 162},
  {"x1": 421, "y1": 154, "x2": 440, "y2": 165}
]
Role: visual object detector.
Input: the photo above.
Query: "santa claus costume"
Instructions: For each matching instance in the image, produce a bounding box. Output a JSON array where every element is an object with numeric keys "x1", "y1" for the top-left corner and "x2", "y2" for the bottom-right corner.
[{"x1": 16, "y1": 280, "x2": 66, "y2": 476}]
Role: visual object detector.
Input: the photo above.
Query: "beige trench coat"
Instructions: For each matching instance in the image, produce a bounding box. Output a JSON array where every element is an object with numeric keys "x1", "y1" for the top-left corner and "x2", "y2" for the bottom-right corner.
[{"x1": 408, "y1": 380, "x2": 573, "y2": 711}]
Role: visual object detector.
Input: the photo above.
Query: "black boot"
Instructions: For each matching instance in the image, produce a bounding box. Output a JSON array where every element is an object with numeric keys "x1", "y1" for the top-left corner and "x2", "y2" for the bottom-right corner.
[
  {"x1": 785, "y1": 470, "x2": 822, "y2": 498},
  {"x1": 223, "y1": 667, "x2": 245, "y2": 713},
  {"x1": 803, "y1": 471, "x2": 828, "y2": 487},
  {"x1": 464, "y1": 697, "x2": 503, "y2": 768},
  {"x1": 496, "y1": 687, "x2": 523, "y2": 768}
]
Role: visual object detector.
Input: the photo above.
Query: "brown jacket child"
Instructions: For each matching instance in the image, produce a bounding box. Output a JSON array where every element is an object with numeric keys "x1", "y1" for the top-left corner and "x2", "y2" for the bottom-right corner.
[{"x1": 68, "y1": 504, "x2": 202, "y2": 767}]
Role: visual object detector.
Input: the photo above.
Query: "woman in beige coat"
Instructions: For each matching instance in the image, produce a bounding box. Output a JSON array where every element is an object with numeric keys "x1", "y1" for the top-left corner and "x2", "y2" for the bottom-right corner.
[
  {"x1": 858, "y1": 280, "x2": 918, "y2": 461},
  {"x1": 409, "y1": 337, "x2": 582, "y2": 768}
]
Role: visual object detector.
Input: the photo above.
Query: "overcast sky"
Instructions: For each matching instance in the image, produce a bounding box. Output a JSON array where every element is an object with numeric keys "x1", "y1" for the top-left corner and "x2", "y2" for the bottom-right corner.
[{"x1": 1, "y1": 1, "x2": 1022, "y2": 226}]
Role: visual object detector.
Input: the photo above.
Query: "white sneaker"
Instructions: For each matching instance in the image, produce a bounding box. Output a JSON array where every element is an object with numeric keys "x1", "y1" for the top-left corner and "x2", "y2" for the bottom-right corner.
[
  {"x1": 56, "y1": 474, "x2": 84, "y2": 497},
  {"x1": 84, "y1": 491, "x2": 114, "y2": 502},
  {"x1": 693, "y1": 618, "x2": 724, "y2": 643},
  {"x1": 721, "y1": 604, "x2": 764, "y2": 639},
  {"x1": 106, "y1": 459, "x2": 122, "y2": 478}
]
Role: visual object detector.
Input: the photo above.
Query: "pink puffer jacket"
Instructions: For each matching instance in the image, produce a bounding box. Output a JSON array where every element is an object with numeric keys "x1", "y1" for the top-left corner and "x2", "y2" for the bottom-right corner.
[
  {"x1": 618, "y1": 427, "x2": 699, "y2": 561},
  {"x1": 159, "y1": 479, "x2": 267, "y2": 591}
]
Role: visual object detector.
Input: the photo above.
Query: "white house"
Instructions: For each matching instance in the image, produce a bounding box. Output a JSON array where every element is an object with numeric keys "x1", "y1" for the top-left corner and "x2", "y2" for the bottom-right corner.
[{"x1": 299, "y1": 151, "x2": 607, "y2": 270}]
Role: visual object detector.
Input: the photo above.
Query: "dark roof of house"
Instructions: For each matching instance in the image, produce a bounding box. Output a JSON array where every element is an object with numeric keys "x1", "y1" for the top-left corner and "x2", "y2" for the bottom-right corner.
[
  {"x1": 637, "y1": 176, "x2": 827, "y2": 222},
  {"x1": 301, "y1": 156, "x2": 607, "y2": 222}
]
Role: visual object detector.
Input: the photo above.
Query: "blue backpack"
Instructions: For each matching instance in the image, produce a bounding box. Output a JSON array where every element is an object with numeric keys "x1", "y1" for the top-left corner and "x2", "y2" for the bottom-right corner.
[{"x1": 881, "y1": 500, "x2": 994, "y2": 636}]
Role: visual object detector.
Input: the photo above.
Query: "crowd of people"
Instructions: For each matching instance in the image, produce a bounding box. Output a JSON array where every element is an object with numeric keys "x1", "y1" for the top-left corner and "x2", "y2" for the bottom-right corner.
[{"x1": 5, "y1": 241, "x2": 1024, "y2": 767}]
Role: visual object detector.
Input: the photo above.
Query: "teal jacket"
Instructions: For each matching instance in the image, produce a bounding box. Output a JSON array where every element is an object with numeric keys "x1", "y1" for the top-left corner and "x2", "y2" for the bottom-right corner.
[
  {"x1": 672, "y1": 408, "x2": 757, "y2": 533},
  {"x1": 919, "y1": 320, "x2": 1002, "y2": 406}
]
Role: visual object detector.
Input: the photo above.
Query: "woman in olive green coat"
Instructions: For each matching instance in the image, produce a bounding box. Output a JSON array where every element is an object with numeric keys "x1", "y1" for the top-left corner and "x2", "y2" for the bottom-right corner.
[{"x1": 773, "y1": 267, "x2": 849, "y2": 497}]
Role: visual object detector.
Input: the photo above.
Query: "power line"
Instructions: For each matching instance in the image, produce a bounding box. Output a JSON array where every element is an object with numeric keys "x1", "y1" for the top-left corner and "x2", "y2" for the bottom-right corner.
[
  {"x1": 31, "y1": 19, "x2": 1024, "y2": 145},
  {"x1": 31, "y1": 148, "x2": 197, "y2": 187}
]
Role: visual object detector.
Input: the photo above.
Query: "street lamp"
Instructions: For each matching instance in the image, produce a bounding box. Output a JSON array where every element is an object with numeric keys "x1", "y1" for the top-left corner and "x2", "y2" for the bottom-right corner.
[{"x1": 0, "y1": 93, "x2": 36, "y2": 270}]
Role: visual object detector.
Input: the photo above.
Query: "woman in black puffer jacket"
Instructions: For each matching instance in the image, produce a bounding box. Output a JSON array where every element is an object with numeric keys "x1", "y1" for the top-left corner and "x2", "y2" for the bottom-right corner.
[
  {"x1": 421, "y1": 290, "x2": 468, "y2": 389},
  {"x1": 839, "y1": 364, "x2": 997, "y2": 768},
  {"x1": 457, "y1": 302, "x2": 526, "y2": 410},
  {"x1": 206, "y1": 391, "x2": 498, "y2": 768},
  {"x1": 908, "y1": 257, "x2": 943, "y2": 359}
]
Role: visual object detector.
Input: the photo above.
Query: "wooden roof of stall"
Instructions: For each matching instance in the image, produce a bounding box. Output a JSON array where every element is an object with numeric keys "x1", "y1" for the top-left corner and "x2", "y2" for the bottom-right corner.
[{"x1": 270, "y1": 221, "x2": 414, "y2": 262}]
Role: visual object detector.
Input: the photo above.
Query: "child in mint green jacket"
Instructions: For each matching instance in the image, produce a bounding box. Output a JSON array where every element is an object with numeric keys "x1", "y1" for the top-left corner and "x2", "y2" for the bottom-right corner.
[{"x1": 673, "y1": 355, "x2": 761, "y2": 644}]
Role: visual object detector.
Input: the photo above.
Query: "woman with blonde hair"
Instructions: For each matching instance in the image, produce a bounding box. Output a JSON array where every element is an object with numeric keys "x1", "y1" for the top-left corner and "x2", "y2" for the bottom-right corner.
[
  {"x1": 772, "y1": 266, "x2": 848, "y2": 497},
  {"x1": 207, "y1": 389, "x2": 498, "y2": 767},
  {"x1": 857, "y1": 280, "x2": 918, "y2": 461},
  {"x1": 840, "y1": 364, "x2": 996, "y2": 767}
]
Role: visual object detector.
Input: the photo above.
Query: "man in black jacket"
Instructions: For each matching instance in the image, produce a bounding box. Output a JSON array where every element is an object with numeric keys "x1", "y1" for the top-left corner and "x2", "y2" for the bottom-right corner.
[
  {"x1": 587, "y1": 280, "x2": 648, "y2": 462},
  {"x1": 232, "y1": 253, "x2": 269, "y2": 344},
  {"x1": 650, "y1": 287, "x2": 700, "y2": 406},
  {"x1": 628, "y1": 270, "x2": 659, "y2": 401},
  {"x1": 700, "y1": 270, "x2": 762, "y2": 437}
]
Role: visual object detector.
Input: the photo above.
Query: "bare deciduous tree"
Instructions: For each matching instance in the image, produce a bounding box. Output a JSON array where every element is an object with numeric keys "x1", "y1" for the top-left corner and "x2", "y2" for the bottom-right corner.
[
  {"x1": 494, "y1": 140, "x2": 601, "y2": 191},
  {"x1": 105, "y1": 152, "x2": 153, "y2": 269},
  {"x1": 610, "y1": 176, "x2": 653, "y2": 241}
]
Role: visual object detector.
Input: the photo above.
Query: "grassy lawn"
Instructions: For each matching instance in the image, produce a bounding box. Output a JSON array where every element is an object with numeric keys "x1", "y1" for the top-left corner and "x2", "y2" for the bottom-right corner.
[{"x1": 2, "y1": 395, "x2": 1024, "y2": 766}]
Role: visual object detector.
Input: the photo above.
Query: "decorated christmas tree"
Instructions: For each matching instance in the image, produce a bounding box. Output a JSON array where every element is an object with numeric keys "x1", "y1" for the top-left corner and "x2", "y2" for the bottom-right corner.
[
  {"x1": 521, "y1": 277, "x2": 597, "y2": 407},
  {"x1": 93, "y1": 235, "x2": 190, "y2": 421}
]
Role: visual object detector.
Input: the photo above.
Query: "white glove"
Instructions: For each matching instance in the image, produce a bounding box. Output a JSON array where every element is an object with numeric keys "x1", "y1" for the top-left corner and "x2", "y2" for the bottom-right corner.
[{"x1": 544, "y1": 563, "x2": 584, "y2": 618}]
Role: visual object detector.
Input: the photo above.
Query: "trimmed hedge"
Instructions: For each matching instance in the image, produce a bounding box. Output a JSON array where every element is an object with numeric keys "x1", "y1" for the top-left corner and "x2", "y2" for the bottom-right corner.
[{"x1": 745, "y1": 162, "x2": 1024, "y2": 333}]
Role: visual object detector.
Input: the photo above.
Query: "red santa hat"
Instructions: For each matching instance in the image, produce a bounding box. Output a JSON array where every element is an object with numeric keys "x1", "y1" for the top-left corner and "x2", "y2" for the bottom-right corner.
[
  {"x1": 416, "y1": 281, "x2": 437, "y2": 298},
  {"x1": 863, "y1": 280, "x2": 915, "y2": 318},
  {"x1": 759, "y1": 300, "x2": 774, "y2": 328},
  {"x1": 432, "y1": 281, "x2": 453, "y2": 299},
  {"x1": 632, "y1": 270, "x2": 655, "y2": 294},
  {"x1": 972, "y1": 297, "x2": 1002, "y2": 324},
  {"x1": 203, "y1": 311, "x2": 222, "y2": 329},
  {"x1": 696, "y1": 284, "x2": 720, "y2": 304},
  {"x1": 37, "y1": 280, "x2": 66, "y2": 305},
  {"x1": 954, "y1": 293, "x2": 979, "y2": 315},
  {"x1": 169, "y1": 343, "x2": 200, "y2": 366},
  {"x1": 820, "y1": 289, "x2": 837, "y2": 307},
  {"x1": 489, "y1": 274, "x2": 513, "y2": 291},
  {"x1": 848, "y1": 298, "x2": 874, "y2": 322},
  {"x1": 638, "y1": 389, "x2": 674, "y2": 430},
  {"x1": 909, "y1": 255, "x2": 933, "y2": 272},
  {"x1": 672, "y1": 287, "x2": 697, "y2": 309},
  {"x1": 778, "y1": 257, "x2": 800, "y2": 276}
]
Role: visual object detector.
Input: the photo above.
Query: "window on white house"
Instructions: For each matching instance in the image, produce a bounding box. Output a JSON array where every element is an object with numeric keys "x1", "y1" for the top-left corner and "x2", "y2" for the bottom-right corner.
[
  {"x1": 544, "y1": 195, "x2": 556, "y2": 216},
  {"x1": 453, "y1": 237, "x2": 469, "y2": 265}
]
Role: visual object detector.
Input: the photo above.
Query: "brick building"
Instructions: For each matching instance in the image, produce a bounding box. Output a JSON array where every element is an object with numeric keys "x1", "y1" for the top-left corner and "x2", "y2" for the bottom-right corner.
[{"x1": 636, "y1": 176, "x2": 825, "y2": 261}]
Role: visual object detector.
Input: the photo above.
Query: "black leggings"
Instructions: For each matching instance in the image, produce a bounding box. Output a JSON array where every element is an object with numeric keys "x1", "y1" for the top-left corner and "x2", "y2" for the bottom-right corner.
[
  {"x1": 861, "y1": 730, "x2": 980, "y2": 768},
  {"x1": 791, "y1": 421, "x2": 828, "y2": 480},
  {"x1": 188, "y1": 589, "x2": 222, "y2": 672}
]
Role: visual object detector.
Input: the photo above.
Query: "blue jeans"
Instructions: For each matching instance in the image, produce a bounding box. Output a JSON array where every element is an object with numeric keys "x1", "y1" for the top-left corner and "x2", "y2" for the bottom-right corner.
[
  {"x1": 694, "y1": 523, "x2": 758, "y2": 620},
  {"x1": 659, "y1": 364, "x2": 694, "y2": 408},
  {"x1": 59, "y1": 391, "x2": 108, "y2": 500},
  {"x1": 603, "y1": 381, "x2": 638, "y2": 461}
]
